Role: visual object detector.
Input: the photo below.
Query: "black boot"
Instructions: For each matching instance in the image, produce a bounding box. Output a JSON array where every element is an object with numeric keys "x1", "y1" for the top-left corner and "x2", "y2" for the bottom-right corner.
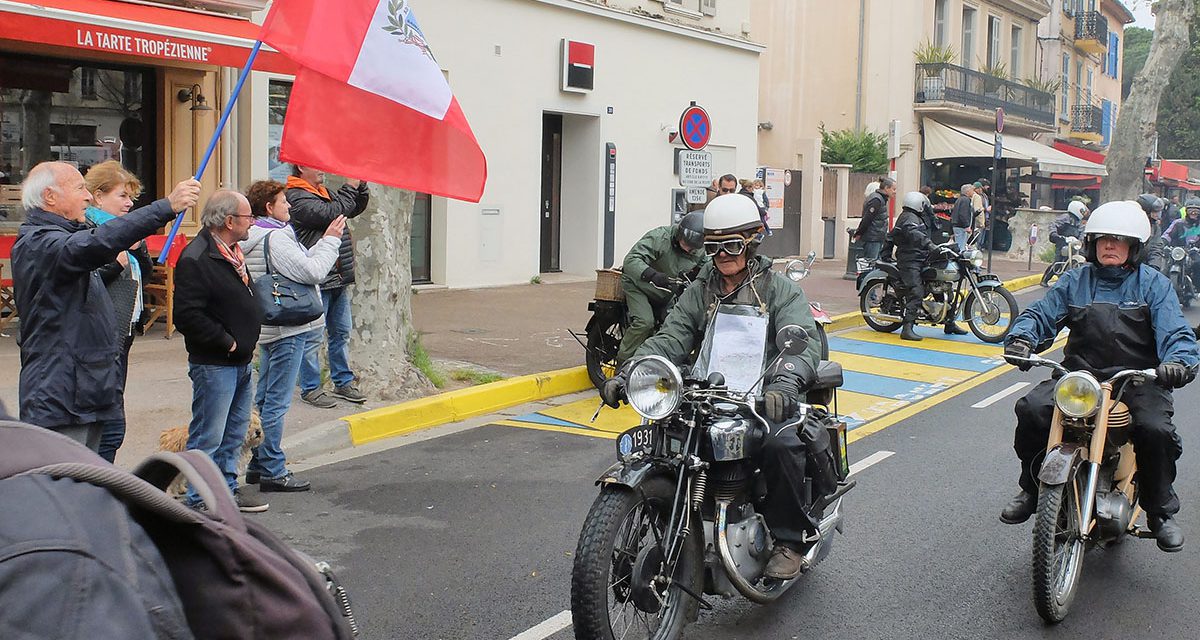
[
  {"x1": 943, "y1": 321, "x2": 968, "y2": 335},
  {"x1": 1148, "y1": 514, "x2": 1184, "y2": 552},
  {"x1": 999, "y1": 491, "x2": 1037, "y2": 524},
  {"x1": 901, "y1": 322, "x2": 922, "y2": 341}
]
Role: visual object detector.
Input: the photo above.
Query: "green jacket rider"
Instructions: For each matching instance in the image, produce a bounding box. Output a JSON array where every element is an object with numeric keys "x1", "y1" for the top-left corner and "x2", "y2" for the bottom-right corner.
[
  {"x1": 615, "y1": 212, "x2": 705, "y2": 364},
  {"x1": 602, "y1": 194, "x2": 822, "y2": 581}
]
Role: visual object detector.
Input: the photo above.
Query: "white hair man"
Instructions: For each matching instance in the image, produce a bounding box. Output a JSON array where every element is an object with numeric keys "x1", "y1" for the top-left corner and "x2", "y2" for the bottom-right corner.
[{"x1": 12, "y1": 161, "x2": 199, "y2": 448}]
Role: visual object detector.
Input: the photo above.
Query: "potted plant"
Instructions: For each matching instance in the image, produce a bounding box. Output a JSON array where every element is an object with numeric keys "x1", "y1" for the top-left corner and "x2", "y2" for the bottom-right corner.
[
  {"x1": 980, "y1": 61, "x2": 1010, "y2": 99},
  {"x1": 914, "y1": 40, "x2": 956, "y2": 101},
  {"x1": 1023, "y1": 76, "x2": 1062, "y2": 109}
]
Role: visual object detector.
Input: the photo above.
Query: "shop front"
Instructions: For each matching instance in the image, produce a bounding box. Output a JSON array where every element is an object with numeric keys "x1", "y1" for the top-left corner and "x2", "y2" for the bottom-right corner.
[{"x1": 0, "y1": 0, "x2": 290, "y2": 234}]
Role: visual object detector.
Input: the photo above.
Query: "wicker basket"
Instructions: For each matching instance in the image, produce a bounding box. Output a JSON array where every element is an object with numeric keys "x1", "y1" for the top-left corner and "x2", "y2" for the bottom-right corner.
[{"x1": 595, "y1": 269, "x2": 625, "y2": 301}]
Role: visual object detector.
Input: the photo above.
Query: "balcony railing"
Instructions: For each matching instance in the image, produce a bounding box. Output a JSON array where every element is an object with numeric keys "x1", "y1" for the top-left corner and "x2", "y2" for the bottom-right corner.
[
  {"x1": 914, "y1": 63, "x2": 1056, "y2": 126},
  {"x1": 1070, "y1": 102, "x2": 1103, "y2": 140},
  {"x1": 1074, "y1": 11, "x2": 1108, "y2": 55}
]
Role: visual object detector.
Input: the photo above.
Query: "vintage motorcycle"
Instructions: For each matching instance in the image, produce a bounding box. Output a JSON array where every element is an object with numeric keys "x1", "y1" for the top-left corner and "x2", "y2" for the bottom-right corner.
[
  {"x1": 582, "y1": 253, "x2": 832, "y2": 389},
  {"x1": 1040, "y1": 237, "x2": 1084, "y2": 288},
  {"x1": 856, "y1": 243, "x2": 1018, "y2": 343},
  {"x1": 1009, "y1": 353, "x2": 1162, "y2": 623},
  {"x1": 1165, "y1": 245, "x2": 1198, "y2": 308},
  {"x1": 570, "y1": 326, "x2": 853, "y2": 640}
]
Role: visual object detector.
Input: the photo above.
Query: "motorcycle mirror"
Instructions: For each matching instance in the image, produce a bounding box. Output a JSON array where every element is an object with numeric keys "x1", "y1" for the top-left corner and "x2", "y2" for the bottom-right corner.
[
  {"x1": 775, "y1": 324, "x2": 810, "y2": 356},
  {"x1": 805, "y1": 250, "x2": 817, "y2": 264},
  {"x1": 784, "y1": 259, "x2": 810, "y2": 282}
]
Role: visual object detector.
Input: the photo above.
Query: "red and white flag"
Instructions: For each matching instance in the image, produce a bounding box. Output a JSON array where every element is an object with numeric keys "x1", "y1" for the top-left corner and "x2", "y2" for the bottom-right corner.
[{"x1": 260, "y1": 0, "x2": 486, "y2": 202}]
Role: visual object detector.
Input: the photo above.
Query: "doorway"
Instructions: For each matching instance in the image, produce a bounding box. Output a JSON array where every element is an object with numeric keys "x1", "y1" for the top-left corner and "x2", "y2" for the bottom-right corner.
[{"x1": 540, "y1": 113, "x2": 562, "y2": 273}]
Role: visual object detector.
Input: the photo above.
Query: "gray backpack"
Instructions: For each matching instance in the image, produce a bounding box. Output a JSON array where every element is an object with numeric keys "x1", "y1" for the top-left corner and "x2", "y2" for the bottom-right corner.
[{"x1": 0, "y1": 419, "x2": 358, "y2": 639}]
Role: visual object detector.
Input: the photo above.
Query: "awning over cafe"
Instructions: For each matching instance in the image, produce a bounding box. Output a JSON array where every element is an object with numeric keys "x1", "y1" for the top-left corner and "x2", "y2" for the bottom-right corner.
[
  {"x1": 0, "y1": 0, "x2": 293, "y2": 74},
  {"x1": 922, "y1": 119, "x2": 1109, "y2": 176}
]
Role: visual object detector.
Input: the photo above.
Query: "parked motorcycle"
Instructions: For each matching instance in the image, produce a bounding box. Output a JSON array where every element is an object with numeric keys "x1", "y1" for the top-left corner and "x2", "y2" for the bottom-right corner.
[
  {"x1": 583, "y1": 253, "x2": 831, "y2": 390},
  {"x1": 1165, "y1": 245, "x2": 1198, "y2": 308},
  {"x1": 855, "y1": 243, "x2": 1018, "y2": 343},
  {"x1": 1008, "y1": 354, "x2": 1161, "y2": 623},
  {"x1": 1040, "y1": 237, "x2": 1084, "y2": 287},
  {"x1": 570, "y1": 326, "x2": 853, "y2": 640}
]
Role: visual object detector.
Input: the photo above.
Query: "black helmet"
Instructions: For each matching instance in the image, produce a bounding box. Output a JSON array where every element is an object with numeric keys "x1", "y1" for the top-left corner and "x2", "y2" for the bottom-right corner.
[
  {"x1": 1136, "y1": 193, "x2": 1164, "y2": 214},
  {"x1": 676, "y1": 210, "x2": 704, "y2": 252},
  {"x1": 1187, "y1": 196, "x2": 1200, "y2": 209}
]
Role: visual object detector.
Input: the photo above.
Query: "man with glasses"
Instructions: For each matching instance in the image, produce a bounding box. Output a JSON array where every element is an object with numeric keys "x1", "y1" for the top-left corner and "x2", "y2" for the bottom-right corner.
[
  {"x1": 601, "y1": 194, "x2": 825, "y2": 580},
  {"x1": 614, "y1": 211, "x2": 705, "y2": 365}
]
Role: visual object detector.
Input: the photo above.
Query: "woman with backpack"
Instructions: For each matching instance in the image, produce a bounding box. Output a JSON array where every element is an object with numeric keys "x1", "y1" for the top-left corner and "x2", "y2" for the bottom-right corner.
[{"x1": 239, "y1": 180, "x2": 344, "y2": 493}]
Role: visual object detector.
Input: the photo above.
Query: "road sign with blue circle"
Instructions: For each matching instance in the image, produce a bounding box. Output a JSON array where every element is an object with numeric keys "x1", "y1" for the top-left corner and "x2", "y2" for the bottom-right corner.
[{"x1": 679, "y1": 104, "x2": 712, "y2": 151}]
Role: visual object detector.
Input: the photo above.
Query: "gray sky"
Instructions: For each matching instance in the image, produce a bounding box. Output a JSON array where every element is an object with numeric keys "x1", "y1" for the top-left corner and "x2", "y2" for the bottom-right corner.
[{"x1": 1128, "y1": 0, "x2": 1155, "y2": 28}]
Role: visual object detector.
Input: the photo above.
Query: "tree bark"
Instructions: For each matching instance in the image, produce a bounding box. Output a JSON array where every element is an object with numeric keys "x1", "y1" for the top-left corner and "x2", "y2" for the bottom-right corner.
[
  {"x1": 1102, "y1": 0, "x2": 1194, "y2": 202},
  {"x1": 337, "y1": 179, "x2": 433, "y2": 401}
]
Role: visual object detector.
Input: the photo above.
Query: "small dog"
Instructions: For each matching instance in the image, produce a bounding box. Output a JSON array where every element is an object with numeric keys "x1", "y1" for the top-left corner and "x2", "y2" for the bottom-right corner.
[{"x1": 159, "y1": 408, "x2": 265, "y2": 496}]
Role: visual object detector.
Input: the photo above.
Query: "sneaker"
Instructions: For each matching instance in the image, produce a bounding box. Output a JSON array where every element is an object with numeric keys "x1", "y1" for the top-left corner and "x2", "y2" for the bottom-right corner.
[
  {"x1": 301, "y1": 389, "x2": 338, "y2": 409},
  {"x1": 234, "y1": 489, "x2": 269, "y2": 513},
  {"x1": 332, "y1": 382, "x2": 366, "y2": 404},
  {"x1": 259, "y1": 472, "x2": 312, "y2": 493}
]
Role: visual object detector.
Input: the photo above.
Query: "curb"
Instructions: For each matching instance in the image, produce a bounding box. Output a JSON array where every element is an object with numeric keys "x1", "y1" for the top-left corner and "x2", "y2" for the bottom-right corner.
[
  {"x1": 297, "y1": 271, "x2": 1046, "y2": 461},
  {"x1": 341, "y1": 366, "x2": 592, "y2": 446}
]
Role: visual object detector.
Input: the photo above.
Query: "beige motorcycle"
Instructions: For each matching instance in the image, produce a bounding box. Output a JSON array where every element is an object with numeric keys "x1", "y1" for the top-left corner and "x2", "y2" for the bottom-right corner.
[{"x1": 1010, "y1": 354, "x2": 1160, "y2": 623}]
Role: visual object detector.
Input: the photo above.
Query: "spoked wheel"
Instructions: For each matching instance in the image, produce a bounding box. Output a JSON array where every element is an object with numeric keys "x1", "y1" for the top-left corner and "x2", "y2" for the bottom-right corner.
[
  {"x1": 859, "y1": 280, "x2": 901, "y2": 333},
  {"x1": 814, "y1": 323, "x2": 830, "y2": 360},
  {"x1": 963, "y1": 285, "x2": 1018, "y2": 343},
  {"x1": 571, "y1": 478, "x2": 702, "y2": 640},
  {"x1": 1032, "y1": 473, "x2": 1086, "y2": 623},
  {"x1": 585, "y1": 315, "x2": 624, "y2": 390}
]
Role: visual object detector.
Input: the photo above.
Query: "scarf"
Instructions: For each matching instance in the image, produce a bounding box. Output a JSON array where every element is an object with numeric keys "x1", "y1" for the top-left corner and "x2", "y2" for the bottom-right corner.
[
  {"x1": 213, "y1": 234, "x2": 249, "y2": 286},
  {"x1": 86, "y1": 205, "x2": 143, "y2": 324},
  {"x1": 253, "y1": 217, "x2": 288, "y2": 230},
  {"x1": 286, "y1": 175, "x2": 330, "y2": 200}
]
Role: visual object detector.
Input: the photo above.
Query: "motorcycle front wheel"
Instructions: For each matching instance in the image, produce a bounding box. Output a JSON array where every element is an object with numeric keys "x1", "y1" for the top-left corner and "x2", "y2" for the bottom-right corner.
[
  {"x1": 1032, "y1": 473, "x2": 1086, "y2": 623},
  {"x1": 585, "y1": 314, "x2": 624, "y2": 389},
  {"x1": 962, "y1": 285, "x2": 1017, "y2": 343},
  {"x1": 859, "y1": 280, "x2": 901, "y2": 333},
  {"x1": 571, "y1": 478, "x2": 702, "y2": 640}
]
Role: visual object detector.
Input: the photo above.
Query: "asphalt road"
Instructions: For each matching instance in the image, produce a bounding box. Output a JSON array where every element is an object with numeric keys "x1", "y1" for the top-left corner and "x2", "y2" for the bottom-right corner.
[{"x1": 255, "y1": 290, "x2": 1200, "y2": 640}]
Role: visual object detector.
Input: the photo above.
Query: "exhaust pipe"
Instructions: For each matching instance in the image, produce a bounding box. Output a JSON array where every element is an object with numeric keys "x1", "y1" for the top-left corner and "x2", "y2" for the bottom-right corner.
[{"x1": 867, "y1": 312, "x2": 904, "y2": 323}]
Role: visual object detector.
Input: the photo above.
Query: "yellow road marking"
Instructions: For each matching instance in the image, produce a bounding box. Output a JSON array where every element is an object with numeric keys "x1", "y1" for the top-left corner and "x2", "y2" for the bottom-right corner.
[
  {"x1": 835, "y1": 391, "x2": 909, "y2": 422},
  {"x1": 839, "y1": 328, "x2": 1003, "y2": 358},
  {"x1": 833, "y1": 352, "x2": 976, "y2": 384}
]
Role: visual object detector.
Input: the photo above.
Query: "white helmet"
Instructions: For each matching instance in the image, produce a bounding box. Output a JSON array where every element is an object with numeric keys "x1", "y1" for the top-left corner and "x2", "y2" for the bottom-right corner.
[
  {"x1": 1083, "y1": 201, "x2": 1151, "y2": 265},
  {"x1": 1067, "y1": 200, "x2": 1088, "y2": 220},
  {"x1": 703, "y1": 193, "x2": 764, "y2": 236},
  {"x1": 901, "y1": 191, "x2": 929, "y2": 213}
]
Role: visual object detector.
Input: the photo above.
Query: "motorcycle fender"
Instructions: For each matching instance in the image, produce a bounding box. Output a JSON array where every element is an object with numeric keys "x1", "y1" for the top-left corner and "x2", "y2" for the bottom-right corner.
[
  {"x1": 809, "y1": 301, "x2": 832, "y2": 324},
  {"x1": 596, "y1": 458, "x2": 669, "y2": 490},
  {"x1": 976, "y1": 273, "x2": 1002, "y2": 285},
  {"x1": 586, "y1": 301, "x2": 621, "y2": 332},
  {"x1": 1038, "y1": 443, "x2": 1084, "y2": 486},
  {"x1": 856, "y1": 268, "x2": 890, "y2": 292}
]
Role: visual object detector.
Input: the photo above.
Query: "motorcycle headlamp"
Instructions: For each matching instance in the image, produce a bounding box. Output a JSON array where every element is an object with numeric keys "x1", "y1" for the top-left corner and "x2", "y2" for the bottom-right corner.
[
  {"x1": 625, "y1": 356, "x2": 684, "y2": 420},
  {"x1": 1053, "y1": 371, "x2": 1102, "y2": 419},
  {"x1": 962, "y1": 248, "x2": 984, "y2": 268},
  {"x1": 1171, "y1": 246, "x2": 1187, "y2": 262}
]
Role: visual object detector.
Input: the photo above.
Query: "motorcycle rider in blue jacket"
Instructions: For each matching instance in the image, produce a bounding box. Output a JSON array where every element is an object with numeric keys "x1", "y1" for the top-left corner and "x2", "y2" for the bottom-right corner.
[{"x1": 1001, "y1": 201, "x2": 1199, "y2": 552}]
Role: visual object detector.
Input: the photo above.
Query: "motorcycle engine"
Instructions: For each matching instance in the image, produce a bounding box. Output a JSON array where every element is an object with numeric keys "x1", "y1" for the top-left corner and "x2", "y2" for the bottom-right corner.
[
  {"x1": 1093, "y1": 491, "x2": 1133, "y2": 540},
  {"x1": 703, "y1": 509, "x2": 771, "y2": 598},
  {"x1": 921, "y1": 284, "x2": 951, "y2": 323}
]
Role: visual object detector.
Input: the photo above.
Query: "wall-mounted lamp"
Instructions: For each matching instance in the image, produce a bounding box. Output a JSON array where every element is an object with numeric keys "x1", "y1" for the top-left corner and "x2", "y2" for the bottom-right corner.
[
  {"x1": 177, "y1": 84, "x2": 213, "y2": 111},
  {"x1": 757, "y1": 121, "x2": 774, "y2": 131}
]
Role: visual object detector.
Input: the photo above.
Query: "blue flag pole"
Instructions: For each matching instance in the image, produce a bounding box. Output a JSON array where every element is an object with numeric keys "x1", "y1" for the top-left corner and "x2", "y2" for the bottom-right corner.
[{"x1": 158, "y1": 40, "x2": 263, "y2": 264}]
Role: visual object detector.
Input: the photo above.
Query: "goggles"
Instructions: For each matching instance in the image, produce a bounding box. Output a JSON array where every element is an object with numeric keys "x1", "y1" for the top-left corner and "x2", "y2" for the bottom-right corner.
[
  {"x1": 703, "y1": 236, "x2": 749, "y2": 257},
  {"x1": 1091, "y1": 234, "x2": 1135, "y2": 245}
]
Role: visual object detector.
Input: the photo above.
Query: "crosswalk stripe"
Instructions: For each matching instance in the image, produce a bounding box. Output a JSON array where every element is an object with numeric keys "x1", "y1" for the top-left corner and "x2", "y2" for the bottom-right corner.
[
  {"x1": 840, "y1": 328, "x2": 1004, "y2": 358},
  {"x1": 829, "y1": 337, "x2": 995, "y2": 371},
  {"x1": 833, "y1": 351, "x2": 975, "y2": 385}
]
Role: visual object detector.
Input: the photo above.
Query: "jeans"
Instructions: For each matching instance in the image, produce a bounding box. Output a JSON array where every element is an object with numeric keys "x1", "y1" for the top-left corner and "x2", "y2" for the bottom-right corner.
[
  {"x1": 251, "y1": 330, "x2": 316, "y2": 480},
  {"x1": 953, "y1": 227, "x2": 970, "y2": 251},
  {"x1": 861, "y1": 241, "x2": 883, "y2": 263},
  {"x1": 98, "y1": 333, "x2": 133, "y2": 463},
  {"x1": 299, "y1": 287, "x2": 354, "y2": 393},
  {"x1": 185, "y1": 363, "x2": 253, "y2": 505},
  {"x1": 56, "y1": 423, "x2": 102, "y2": 451}
]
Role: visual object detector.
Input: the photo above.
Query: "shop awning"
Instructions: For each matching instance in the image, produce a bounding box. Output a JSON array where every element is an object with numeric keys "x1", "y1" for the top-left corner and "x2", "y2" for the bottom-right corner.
[
  {"x1": 923, "y1": 119, "x2": 1109, "y2": 176},
  {"x1": 0, "y1": 0, "x2": 293, "y2": 74}
]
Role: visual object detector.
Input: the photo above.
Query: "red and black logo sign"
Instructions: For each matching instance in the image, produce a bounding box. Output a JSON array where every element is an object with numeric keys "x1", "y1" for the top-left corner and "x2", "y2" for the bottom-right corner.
[{"x1": 562, "y1": 40, "x2": 594, "y2": 93}]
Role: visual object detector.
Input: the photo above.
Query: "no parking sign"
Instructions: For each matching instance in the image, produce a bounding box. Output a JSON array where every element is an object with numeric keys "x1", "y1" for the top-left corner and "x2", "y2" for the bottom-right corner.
[{"x1": 678, "y1": 103, "x2": 712, "y2": 151}]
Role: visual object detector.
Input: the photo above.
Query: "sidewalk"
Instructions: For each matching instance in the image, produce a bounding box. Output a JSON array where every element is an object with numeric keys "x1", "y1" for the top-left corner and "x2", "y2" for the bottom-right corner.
[{"x1": 0, "y1": 255, "x2": 1046, "y2": 466}]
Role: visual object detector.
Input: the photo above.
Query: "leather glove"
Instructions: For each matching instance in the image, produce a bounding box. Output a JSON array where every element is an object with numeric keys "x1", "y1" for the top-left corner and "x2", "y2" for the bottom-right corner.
[
  {"x1": 1156, "y1": 361, "x2": 1194, "y2": 389},
  {"x1": 1003, "y1": 338, "x2": 1034, "y2": 371},
  {"x1": 763, "y1": 389, "x2": 798, "y2": 423},
  {"x1": 666, "y1": 277, "x2": 687, "y2": 296},
  {"x1": 600, "y1": 375, "x2": 626, "y2": 408}
]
